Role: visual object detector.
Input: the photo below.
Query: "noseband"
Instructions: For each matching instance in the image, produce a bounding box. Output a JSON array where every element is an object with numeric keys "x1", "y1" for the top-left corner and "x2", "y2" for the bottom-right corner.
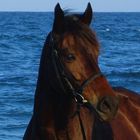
[{"x1": 49, "y1": 33, "x2": 113, "y2": 140}]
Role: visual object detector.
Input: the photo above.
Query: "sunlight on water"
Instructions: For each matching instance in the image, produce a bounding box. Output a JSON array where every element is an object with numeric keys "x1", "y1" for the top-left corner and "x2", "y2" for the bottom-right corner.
[{"x1": 105, "y1": 28, "x2": 110, "y2": 31}]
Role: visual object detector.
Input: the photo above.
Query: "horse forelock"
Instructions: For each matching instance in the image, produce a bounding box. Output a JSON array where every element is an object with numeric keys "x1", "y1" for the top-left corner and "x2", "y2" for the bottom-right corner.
[
  {"x1": 56, "y1": 14, "x2": 100, "y2": 60},
  {"x1": 44, "y1": 12, "x2": 100, "y2": 58}
]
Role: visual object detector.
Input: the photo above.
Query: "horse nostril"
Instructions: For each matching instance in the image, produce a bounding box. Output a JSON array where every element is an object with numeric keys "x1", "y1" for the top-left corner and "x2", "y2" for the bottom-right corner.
[
  {"x1": 97, "y1": 96, "x2": 119, "y2": 116},
  {"x1": 101, "y1": 99, "x2": 112, "y2": 112},
  {"x1": 96, "y1": 96, "x2": 119, "y2": 121},
  {"x1": 97, "y1": 96, "x2": 112, "y2": 113}
]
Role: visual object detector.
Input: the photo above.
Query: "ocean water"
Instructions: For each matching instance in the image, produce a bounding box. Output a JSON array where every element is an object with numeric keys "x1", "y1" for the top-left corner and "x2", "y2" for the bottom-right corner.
[{"x1": 0, "y1": 12, "x2": 140, "y2": 139}]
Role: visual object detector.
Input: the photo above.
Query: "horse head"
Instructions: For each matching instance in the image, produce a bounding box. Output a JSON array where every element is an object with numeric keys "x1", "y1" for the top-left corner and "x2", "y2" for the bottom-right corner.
[{"x1": 45, "y1": 3, "x2": 120, "y2": 121}]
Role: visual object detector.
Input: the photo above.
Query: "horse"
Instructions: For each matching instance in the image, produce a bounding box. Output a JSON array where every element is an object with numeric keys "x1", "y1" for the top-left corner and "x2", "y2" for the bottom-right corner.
[{"x1": 23, "y1": 3, "x2": 140, "y2": 140}]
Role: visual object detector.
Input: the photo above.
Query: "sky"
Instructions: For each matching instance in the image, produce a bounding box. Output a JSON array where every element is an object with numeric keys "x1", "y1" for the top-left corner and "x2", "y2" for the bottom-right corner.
[{"x1": 0, "y1": 0, "x2": 140, "y2": 12}]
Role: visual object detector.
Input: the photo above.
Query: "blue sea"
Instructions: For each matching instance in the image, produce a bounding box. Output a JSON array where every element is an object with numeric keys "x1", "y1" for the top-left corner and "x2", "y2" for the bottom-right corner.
[{"x1": 0, "y1": 12, "x2": 140, "y2": 140}]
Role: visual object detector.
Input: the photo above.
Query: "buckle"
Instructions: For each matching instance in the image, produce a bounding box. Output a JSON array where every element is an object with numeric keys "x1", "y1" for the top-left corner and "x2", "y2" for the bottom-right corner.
[{"x1": 74, "y1": 92, "x2": 88, "y2": 104}]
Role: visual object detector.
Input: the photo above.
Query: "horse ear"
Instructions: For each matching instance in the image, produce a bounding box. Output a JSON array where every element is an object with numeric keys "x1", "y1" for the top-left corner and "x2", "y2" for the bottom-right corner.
[
  {"x1": 53, "y1": 3, "x2": 64, "y2": 34},
  {"x1": 81, "y1": 3, "x2": 92, "y2": 25}
]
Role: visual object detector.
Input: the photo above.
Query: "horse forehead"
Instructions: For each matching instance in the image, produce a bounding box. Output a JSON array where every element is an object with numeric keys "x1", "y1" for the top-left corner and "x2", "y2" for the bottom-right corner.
[
  {"x1": 62, "y1": 34, "x2": 76, "y2": 47},
  {"x1": 61, "y1": 34, "x2": 98, "y2": 59},
  {"x1": 62, "y1": 34, "x2": 88, "y2": 51}
]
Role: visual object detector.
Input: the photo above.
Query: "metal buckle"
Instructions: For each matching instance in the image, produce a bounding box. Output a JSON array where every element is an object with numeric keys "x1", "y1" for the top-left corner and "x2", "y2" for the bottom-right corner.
[{"x1": 74, "y1": 92, "x2": 88, "y2": 104}]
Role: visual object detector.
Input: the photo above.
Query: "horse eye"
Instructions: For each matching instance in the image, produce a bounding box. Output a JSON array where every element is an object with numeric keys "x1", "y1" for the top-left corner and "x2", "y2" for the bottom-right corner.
[{"x1": 66, "y1": 54, "x2": 76, "y2": 62}]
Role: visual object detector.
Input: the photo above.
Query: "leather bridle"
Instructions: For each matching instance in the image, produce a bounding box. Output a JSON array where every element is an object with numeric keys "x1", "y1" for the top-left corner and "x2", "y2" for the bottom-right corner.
[
  {"x1": 50, "y1": 32, "x2": 103, "y2": 103},
  {"x1": 49, "y1": 32, "x2": 112, "y2": 140}
]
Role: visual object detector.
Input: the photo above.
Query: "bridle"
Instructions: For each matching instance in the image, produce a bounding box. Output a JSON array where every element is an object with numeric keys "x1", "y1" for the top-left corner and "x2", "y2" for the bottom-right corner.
[
  {"x1": 50, "y1": 32, "x2": 103, "y2": 103},
  {"x1": 49, "y1": 32, "x2": 113, "y2": 140}
]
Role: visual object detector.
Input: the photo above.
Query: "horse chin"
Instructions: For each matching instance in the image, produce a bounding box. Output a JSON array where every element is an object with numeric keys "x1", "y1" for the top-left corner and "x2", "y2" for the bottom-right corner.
[{"x1": 96, "y1": 96, "x2": 120, "y2": 121}]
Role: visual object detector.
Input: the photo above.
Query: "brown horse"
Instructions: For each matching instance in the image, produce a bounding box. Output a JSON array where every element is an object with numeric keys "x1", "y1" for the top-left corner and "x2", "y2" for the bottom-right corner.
[{"x1": 23, "y1": 3, "x2": 140, "y2": 140}]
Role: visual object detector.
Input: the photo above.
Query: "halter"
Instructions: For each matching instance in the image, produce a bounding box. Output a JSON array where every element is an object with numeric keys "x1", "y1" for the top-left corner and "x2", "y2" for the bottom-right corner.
[
  {"x1": 50, "y1": 33, "x2": 103, "y2": 103},
  {"x1": 49, "y1": 32, "x2": 113, "y2": 140}
]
